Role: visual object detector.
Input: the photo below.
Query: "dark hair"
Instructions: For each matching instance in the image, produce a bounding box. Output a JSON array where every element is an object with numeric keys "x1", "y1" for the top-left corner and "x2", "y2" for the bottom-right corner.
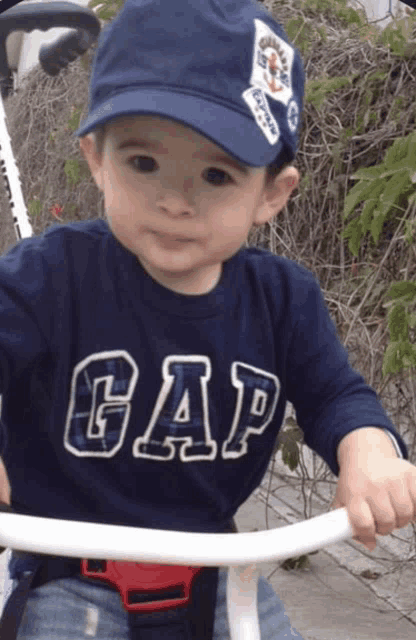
[{"x1": 89, "y1": 123, "x2": 292, "y2": 180}]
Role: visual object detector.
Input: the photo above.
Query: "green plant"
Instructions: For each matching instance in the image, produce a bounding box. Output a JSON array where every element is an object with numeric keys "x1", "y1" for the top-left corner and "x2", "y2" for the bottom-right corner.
[
  {"x1": 342, "y1": 132, "x2": 416, "y2": 378},
  {"x1": 342, "y1": 131, "x2": 416, "y2": 257},
  {"x1": 274, "y1": 416, "x2": 319, "y2": 571},
  {"x1": 67, "y1": 106, "x2": 83, "y2": 133},
  {"x1": 64, "y1": 158, "x2": 83, "y2": 187},
  {"x1": 306, "y1": 74, "x2": 359, "y2": 109},
  {"x1": 382, "y1": 282, "x2": 416, "y2": 375},
  {"x1": 355, "y1": 70, "x2": 388, "y2": 133},
  {"x1": 379, "y1": 8, "x2": 416, "y2": 58},
  {"x1": 281, "y1": 550, "x2": 319, "y2": 571},
  {"x1": 301, "y1": 0, "x2": 365, "y2": 30},
  {"x1": 274, "y1": 417, "x2": 304, "y2": 471},
  {"x1": 28, "y1": 198, "x2": 42, "y2": 217},
  {"x1": 88, "y1": 0, "x2": 125, "y2": 21},
  {"x1": 285, "y1": 16, "x2": 326, "y2": 55}
]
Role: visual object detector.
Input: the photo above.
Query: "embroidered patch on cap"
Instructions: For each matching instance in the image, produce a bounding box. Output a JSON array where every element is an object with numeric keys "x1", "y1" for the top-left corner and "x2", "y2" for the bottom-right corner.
[
  {"x1": 287, "y1": 99, "x2": 299, "y2": 133},
  {"x1": 242, "y1": 18, "x2": 298, "y2": 146},
  {"x1": 242, "y1": 86, "x2": 280, "y2": 145},
  {"x1": 249, "y1": 19, "x2": 295, "y2": 107}
]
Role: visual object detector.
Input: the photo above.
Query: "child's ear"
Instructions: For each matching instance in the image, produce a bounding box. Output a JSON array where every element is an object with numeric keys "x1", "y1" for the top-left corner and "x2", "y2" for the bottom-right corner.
[
  {"x1": 254, "y1": 166, "x2": 300, "y2": 226},
  {"x1": 79, "y1": 135, "x2": 104, "y2": 191}
]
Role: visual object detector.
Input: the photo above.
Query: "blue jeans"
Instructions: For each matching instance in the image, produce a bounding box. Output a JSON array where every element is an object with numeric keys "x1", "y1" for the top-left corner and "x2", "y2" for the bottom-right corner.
[{"x1": 10, "y1": 568, "x2": 304, "y2": 639}]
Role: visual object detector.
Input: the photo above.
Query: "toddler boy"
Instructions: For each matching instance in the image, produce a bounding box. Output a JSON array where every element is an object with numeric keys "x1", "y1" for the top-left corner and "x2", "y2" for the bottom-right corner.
[{"x1": 0, "y1": 1, "x2": 415, "y2": 639}]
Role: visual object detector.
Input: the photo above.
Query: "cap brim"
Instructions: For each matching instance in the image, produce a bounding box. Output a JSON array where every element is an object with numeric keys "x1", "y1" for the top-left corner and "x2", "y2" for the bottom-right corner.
[{"x1": 74, "y1": 88, "x2": 287, "y2": 167}]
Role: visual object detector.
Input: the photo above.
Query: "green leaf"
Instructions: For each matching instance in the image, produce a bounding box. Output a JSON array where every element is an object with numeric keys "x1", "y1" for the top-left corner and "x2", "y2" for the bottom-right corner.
[
  {"x1": 286, "y1": 17, "x2": 307, "y2": 44},
  {"x1": 405, "y1": 131, "x2": 416, "y2": 163},
  {"x1": 306, "y1": 74, "x2": 358, "y2": 108},
  {"x1": 87, "y1": 0, "x2": 124, "y2": 21},
  {"x1": 383, "y1": 137, "x2": 409, "y2": 168},
  {"x1": 370, "y1": 210, "x2": 386, "y2": 246},
  {"x1": 387, "y1": 281, "x2": 416, "y2": 303},
  {"x1": 352, "y1": 166, "x2": 384, "y2": 181},
  {"x1": 370, "y1": 178, "x2": 412, "y2": 245},
  {"x1": 382, "y1": 342, "x2": 403, "y2": 376},
  {"x1": 275, "y1": 419, "x2": 303, "y2": 471},
  {"x1": 281, "y1": 443, "x2": 299, "y2": 471},
  {"x1": 377, "y1": 162, "x2": 414, "y2": 180},
  {"x1": 64, "y1": 158, "x2": 81, "y2": 186},
  {"x1": 284, "y1": 416, "x2": 301, "y2": 432},
  {"x1": 360, "y1": 198, "x2": 378, "y2": 234},
  {"x1": 342, "y1": 218, "x2": 362, "y2": 256},
  {"x1": 67, "y1": 106, "x2": 83, "y2": 133},
  {"x1": 343, "y1": 179, "x2": 383, "y2": 220},
  {"x1": 28, "y1": 198, "x2": 42, "y2": 217},
  {"x1": 401, "y1": 342, "x2": 416, "y2": 368},
  {"x1": 357, "y1": 181, "x2": 385, "y2": 232},
  {"x1": 387, "y1": 304, "x2": 408, "y2": 342},
  {"x1": 366, "y1": 173, "x2": 411, "y2": 245},
  {"x1": 381, "y1": 24, "x2": 408, "y2": 57},
  {"x1": 380, "y1": 172, "x2": 411, "y2": 206},
  {"x1": 281, "y1": 554, "x2": 311, "y2": 571},
  {"x1": 383, "y1": 341, "x2": 416, "y2": 376}
]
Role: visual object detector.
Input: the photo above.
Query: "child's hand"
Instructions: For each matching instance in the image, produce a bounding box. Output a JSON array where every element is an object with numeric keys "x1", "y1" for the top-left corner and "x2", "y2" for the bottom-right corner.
[{"x1": 331, "y1": 456, "x2": 416, "y2": 551}]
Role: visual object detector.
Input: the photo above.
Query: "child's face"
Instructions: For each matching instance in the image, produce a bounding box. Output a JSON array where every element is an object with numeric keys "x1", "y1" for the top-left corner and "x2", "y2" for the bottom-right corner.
[{"x1": 80, "y1": 115, "x2": 298, "y2": 295}]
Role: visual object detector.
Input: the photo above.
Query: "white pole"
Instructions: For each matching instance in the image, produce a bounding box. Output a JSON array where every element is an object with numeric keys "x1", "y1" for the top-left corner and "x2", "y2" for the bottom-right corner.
[{"x1": 0, "y1": 93, "x2": 32, "y2": 238}]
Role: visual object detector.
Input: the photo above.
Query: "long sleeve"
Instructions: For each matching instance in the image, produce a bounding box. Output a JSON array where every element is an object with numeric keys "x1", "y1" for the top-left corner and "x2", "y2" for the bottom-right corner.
[{"x1": 282, "y1": 263, "x2": 408, "y2": 476}]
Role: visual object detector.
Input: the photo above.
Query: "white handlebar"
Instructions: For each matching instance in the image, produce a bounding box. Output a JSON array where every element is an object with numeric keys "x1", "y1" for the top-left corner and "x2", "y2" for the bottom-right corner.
[
  {"x1": 0, "y1": 508, "x2": 353, "y2": 566},
  {"x1": 0, "y1": 509, "x2": 354, "y2": 640}
]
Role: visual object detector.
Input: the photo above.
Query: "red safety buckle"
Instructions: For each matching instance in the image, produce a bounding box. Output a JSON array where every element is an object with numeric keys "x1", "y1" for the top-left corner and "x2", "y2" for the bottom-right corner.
[{"x1": 81, "y1": 559, "x2": 203, "y2": 613}]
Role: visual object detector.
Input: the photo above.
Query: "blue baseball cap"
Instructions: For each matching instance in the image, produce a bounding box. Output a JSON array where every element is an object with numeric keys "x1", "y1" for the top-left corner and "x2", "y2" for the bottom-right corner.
[{"x1": 74, "y1": 0, "x2": 304, "y2": 168}]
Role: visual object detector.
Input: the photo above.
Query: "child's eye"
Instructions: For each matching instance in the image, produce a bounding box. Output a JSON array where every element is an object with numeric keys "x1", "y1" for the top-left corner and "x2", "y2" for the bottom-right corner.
[
  {"x1": 203, "y1": 168, "x2": 234, "y2": 186},
  {"x1": 129, "y1": 156, "x2": 158, "y2": 173},
  {"x1": 128, "y1": 156, "x2": 233, "y2": 186}
]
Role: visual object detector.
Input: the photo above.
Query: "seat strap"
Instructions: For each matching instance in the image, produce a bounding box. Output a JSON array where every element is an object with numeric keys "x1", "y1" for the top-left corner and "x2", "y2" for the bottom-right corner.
[{"x1": 0, "y1": 554, "x2": 43, "y2": 639}]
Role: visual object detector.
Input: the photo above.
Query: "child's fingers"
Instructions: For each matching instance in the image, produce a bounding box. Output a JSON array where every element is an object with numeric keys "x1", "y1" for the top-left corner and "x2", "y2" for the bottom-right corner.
[
  {"x1": 368, "y1": 478, "x2": 416, "y2": 532},
  {"x1": 332, "y1": 460, "x2": 416, "y2": 551},
  {"x1": 347, "y1": 496, "x2": 393, "y2": 550},
  {"x1": 346, "y1": 498, "x2": 377, "y2": 546},
  {"x1": 385, "y1": 493, "x2": 415, "y2": 530},
  {"x1": 348, "y1": 489, "x2": 416, "y2": 550}
]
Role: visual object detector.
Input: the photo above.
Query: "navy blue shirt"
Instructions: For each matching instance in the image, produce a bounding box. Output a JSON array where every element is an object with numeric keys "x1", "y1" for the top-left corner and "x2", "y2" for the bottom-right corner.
[{"x1": 0, "y1": 219, "x2": 408, "y2": 536}]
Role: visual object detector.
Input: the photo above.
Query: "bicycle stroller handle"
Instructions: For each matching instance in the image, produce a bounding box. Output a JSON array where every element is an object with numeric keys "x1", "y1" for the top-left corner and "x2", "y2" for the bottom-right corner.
[
  {"x1": 0, "y1": 507, "x2": 353, "y2": 566},
  {"x1": 39, "y1": 27, "x2": 97, "y2": 77},
  {"x1": 0, "y1": 1, "x2": 101, "y2": 241},
  {"x1": 0, "y1": 1, "x2": 100, "y2": 80}
]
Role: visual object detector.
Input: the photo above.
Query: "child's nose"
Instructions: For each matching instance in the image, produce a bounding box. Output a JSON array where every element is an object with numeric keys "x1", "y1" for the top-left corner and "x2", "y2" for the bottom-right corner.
[{"x1": 156, "y1": 186, "x2": 196, "y2": 218}]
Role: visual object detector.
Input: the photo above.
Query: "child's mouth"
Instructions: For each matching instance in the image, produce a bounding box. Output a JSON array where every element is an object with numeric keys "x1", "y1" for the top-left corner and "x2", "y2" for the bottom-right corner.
[{"x1": 155, "y1": 232, "x2": 192, "y2": 243}]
